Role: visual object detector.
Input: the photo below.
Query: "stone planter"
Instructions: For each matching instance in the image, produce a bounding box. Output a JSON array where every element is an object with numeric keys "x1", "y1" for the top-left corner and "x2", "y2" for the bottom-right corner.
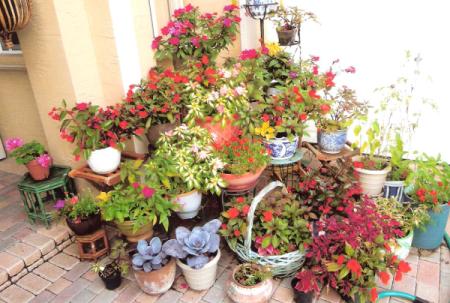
[
  {"x1": 412, "y1": 204, "x2": 450, "y2": 250},
  {"x1": 226, "y1": 264, "x2": 273, "y2": 303},
  {"x1": 174, "y1": 191, "x2": 202, "y2": 219},
  {"x1": 354, "y1": 164, "x2": 391, "y2": 196},
  {"x1": 134, "y1": 258, "x2": 176, "y2": 295},
  {"x1": 146, "y1": 122, "x2": 178, "y2": 147},
  {"x1": 317, "y1": 129, "x2": 347, "y2": 154},
  {"x1": 87, "y1": 147, "x2": 121, "y2": 174},
  {"x1": 66, "y1": 213, "x2": 102, "y2": 236},
  {"x1": 26, "y1": 159, "x2": 51, "y2": 181},
  {"x1": 177, "y1": 249, "x2": 221, "y2": 290},
  {"x1": 264, "y1": 135, "x2": 299, "y2": 160},
  {"x1": 221, "y1": 166, "x2": 266, "y2": 192},
  {"x1": 115, "y1": 220, "x2": 153, "y2": 242}
]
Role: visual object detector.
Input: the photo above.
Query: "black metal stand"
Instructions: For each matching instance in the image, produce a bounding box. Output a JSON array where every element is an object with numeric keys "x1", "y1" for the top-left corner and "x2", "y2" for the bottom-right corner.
[
  {"x1": 221, "y1": 186, "x2": 258, "y2": 210},
  {"x1": 243, "y1": 3, "x2": 278, "y2": 44}
]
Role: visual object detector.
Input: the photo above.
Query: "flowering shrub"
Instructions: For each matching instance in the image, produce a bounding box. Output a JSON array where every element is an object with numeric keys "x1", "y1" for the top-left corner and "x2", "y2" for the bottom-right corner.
[
  {"x1": 6, "y1": 138, "x2": 51, "y2": 167},
  {"x1": 220, "y1": 190, "x2": 312, "y2": 255},
  {"x1": 50, "y1": 101, "x2": 140, "y2": 160},
  {"x1": 152, "y1": 4, "x2": 240, "y2": 65},
  {"x1": 54, "y1": 193, "x2": 99, "y2": 221},
  {"x1": 213, "y1": 133, "x2": 270, "y2": 175},
  {"x1": 295, "y1": 198, "x2": 410, "y2": 303}
]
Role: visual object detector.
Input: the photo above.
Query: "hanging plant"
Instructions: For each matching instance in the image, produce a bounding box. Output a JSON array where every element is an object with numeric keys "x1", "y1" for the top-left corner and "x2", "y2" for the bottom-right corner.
[{"x1": 0, "y1": 0, "x2": 32, "y2": 49}]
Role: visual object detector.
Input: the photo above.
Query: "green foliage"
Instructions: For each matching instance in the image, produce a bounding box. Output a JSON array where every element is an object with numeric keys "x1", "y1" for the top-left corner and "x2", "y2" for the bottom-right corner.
[
  {"x1": 92, "y1": 239, "x2": 129, "y2": 277},
  {"x1": 9, "y1": 141, "x2": 45, "y2": 165},
  {"x1": 269, "y1": 5, "x2": 318, "y2": 30},
  {"x1": 389, "y1": 134, "x2": 413, "y2": 181},
  {"x1": 56, "y1": 192, "x2": 99, "y2": 220},
  {"x1": 233, "y1": 263, "x2": 272, "y2": 286}
]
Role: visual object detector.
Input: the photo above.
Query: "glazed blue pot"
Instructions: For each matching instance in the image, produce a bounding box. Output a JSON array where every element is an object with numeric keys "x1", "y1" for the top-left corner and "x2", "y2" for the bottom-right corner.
[
  {"x1": 317, "y1": 129, "x2": 347, "y2": 154},
  {"x1": 264, "y1": 136, "x2": 299, "y2": 160},
  {"x1": 383, "y1": 180, "x2": 406, "y2": 202},
  {"x1": 412, "y1": 204, "x2": 450, "y2": 250}
]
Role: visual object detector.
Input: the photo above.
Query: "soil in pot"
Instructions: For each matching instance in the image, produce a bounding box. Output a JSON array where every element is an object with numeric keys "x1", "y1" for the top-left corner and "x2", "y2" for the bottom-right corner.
[
  {"x1": 66, "y1": 213, "x2": 102, "y2": 236},
  {"x1": 291, "y1": 278, "x2": 314, "y2": 303},
  {"x1": 99, "y1": 263, "x2": 122, "y2": 290},
  {"x1": 227, "y1": 263, "x2": 273, "y2": 303},
  {"x1": 134, "y1": 258, "x2": 176, "y2": 294},
  {"x1": 26, "y1": 159, "x2": 50, "y2": 181}
]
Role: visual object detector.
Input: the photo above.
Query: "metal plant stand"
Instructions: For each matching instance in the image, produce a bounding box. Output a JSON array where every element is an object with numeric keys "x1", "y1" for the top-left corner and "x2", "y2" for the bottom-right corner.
[
  {"x1": 243, "y1": 2, "x2": 278, "y2": 44},
  {"x1": 221, "y1": 185, "x2": 258, "y2": 210},
  {"x1": 270, "y1": 150, "x2": 304, "y2": 188}
]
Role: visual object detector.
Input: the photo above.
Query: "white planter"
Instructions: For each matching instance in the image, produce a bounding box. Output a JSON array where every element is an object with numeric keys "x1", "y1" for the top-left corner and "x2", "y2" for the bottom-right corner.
[
  {"x1": 354, "y1": 165, "x2": 391, "y2": 196},
  {"x1": 174, "y1": 191, "x2": 202, "y2": 219},
  {"x1": 177, "y1": 249, "x2": 221, "y2": 290},
  {"x1": 87, "y1": 147, "x2": 121, "y2": 174},
  {"x1": 394, "y1": 232, "x2": 414, "y2": 260}
]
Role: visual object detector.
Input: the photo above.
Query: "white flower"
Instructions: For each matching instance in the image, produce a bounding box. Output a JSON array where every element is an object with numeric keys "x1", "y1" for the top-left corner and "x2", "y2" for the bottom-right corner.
[
  {"x1": 219, "y1": 86, "x2": 228, "y2": 96},
  {"x1": 198, "y1": 150, "x2": 208, "y2": 160},
  {"x1": 318, "y1": 231, "x2": 326, "y2": 236},
  {"x1": 234, "y1": 86, "x2": 246, "y2": 96},
  {"x1": 222, "y1": 70, "x2": 231, "y2": 78},
  {"x1": 210, "y1": 91, "x2": 219, "y2": 100},
  {"x1": 191, "y1": 145, "x2": 199, "y2": 153}
]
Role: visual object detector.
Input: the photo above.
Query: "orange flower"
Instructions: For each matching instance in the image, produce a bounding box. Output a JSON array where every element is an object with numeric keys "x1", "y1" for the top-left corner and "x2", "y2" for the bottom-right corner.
[
  {"x1": 233, "y1": 229, "x2": 241, "y2": 237},
  {"x1": 227, "y1": 207, "x2": 239, "y2": 219},
  {"x1": 370, "y1": 288, "x2": 378, "y2": 302},
  {"x1": 263, "y1": 210, "x2": 273, "y2": 222},
  {"x1": 378, "y1": 271, "x2": 390, "y2": 285},
  {"x1": 346, "y1": 259, "x2": 362, "y2": 277}
]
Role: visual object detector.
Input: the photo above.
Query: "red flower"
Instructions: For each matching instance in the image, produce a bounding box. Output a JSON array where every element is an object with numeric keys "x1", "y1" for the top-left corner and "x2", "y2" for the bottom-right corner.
[
  {"x1": 312, "y1": 65, "x2": 319, "y2": 75},
  {"x1": 242, "y1": 205, "x2": 250, "y2": 216},
  {"x1": 263, "y1": 211, "x2": 273, "y2": 222},
  {"x1": 248, "y1": 157, "x2": 254, "y2": 163},
  {"x1": 353, "y1": 161, "x2": 364, "y2": 168},
  {"x1": 337, "y1": 255, "x2": 345, "y2": 265},
  {"x1": 308, "y1": 90, "x2": 320, "y2": 99},
  {"x1": 261, "y1": 45, "x2": 269, "y2": 55},
  {"x1": 169, "y1": 37, "x2": 180, "y2": 46},
  {"x1": 224, "y1": 4, "x2": 238, "y2": 11},
  {"x1": 320, "y1": 104, "x2": 331, "y2": 113},
  {"x1": 134, "y1": 128, "x2": 145, "y2": 136},
  {"x1": 299, "y1": 113, "x2": 307, "y2": 121},
  {"x1": 201, "y1": 55, "x2": 209, "y2": 65},
  {"x1": 236, "y1": 197, "x2": 245, "y2": 203},
  {"x1": 138, "y1": 111, "x2": 148, "y2": 118},
  {"x1": 240, "y1": 49, "x2": 258, "y2": 60},
  {"x1": 262, "y1": 114, "x2": 270, "y2": 122},
  {"x1": 228, "y1": 207, "x2": 239, "y2": 219},
  {"x1": 142, "y1": 186, "x2": 155, "y2": 198},
  {"x1": 221, "y1": 224, "x2": 227, "y2": 230},
  {"x1": 223, "y1": 18, "x2": 232, "y2": 27},
  {"x1": 119, "y1": 121, "x2": 128, "y2": 129},
  {"x1": 398, "y1": 261, "x2": 411, "y2": 274},
  {"x1": 378, "y1": 271, "x2": 390, "y2": 285},
  {"x1": 311, "y1": 55, "x2": 320, "y2": 61},
  {"x1": 190, "y1": 36, "x2": 200, "y2": 48},
  {"x1": 132, "y1": 182, "x2": 140, "y2": 189},
  {"x1": 173, "y1": 94, "x2": 181, "y2": 104},
  {"x1": 233, "y1": 229, "x2": 241, "y2": 237},
  {"x1": 346, "y1": 259, "x2": 362, "y2": 277},
  {"x1": 76, "y1": 102, "x2": 89, "y2": 111},
  {"x1": 345, "y1": 66, "x2": 356, "y2": 73},
  {"x1": 370, "y1": 288, "x2": 378, "y2": 303},
  {"x1": 394, "y1": 270, "x2": 403, "y2": 281},
  {"x1": 151, "y1": 36, "x2": 162, "y2": 49}
]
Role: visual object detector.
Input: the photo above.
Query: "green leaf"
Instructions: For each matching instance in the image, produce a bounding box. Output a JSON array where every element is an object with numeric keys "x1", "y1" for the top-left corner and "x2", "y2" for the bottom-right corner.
[
  {"x1": 344, "y1": 242, "x2": 355, "y2": 257},
  {"x1": 326, "y1": 262, "x2": 343, "y2": 272},
  {"x1": 262, "y1": 236, "x2": 272, "y2": 248},
  {"x1": 338, "y1": 267, "x2": 350, "y2": 280}
]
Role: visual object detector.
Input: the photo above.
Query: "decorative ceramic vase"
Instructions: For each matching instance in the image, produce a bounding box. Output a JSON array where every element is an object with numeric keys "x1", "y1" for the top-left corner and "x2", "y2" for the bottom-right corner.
[
  {"x1": 177, "y1": 250, "x2": 221, "y2": 291},
  {"x1": 25, "y1": 159, "x2": 51, "y2": 181},
  {"x1": 134, "y1": 258, "x2": 176, "y2": 295},
  {"x1": 115, "y1": 220, "x2": 153, "y2": 242},
  {"x1": 412, "y1": 204, "x2": 450, "y2": 250},
  {"x1": 221, "y1": 166, "x2": 266, "y2": 192},
  {"x1": 65, "y1": 213, "x2": 102, "y2": 236},
  {"x1": 383, "y1": 180, "x2": 406, "y2": 202},
  {"x1": 291, "y1": 278, "x2": 314, "y2": 303},
  {"x1": 276, "y1": 27, "x2": 297, "y2": 46},
  {"x1": 317, "y1": 129, "x2": 347, "y2": 154},
  {"x1": 197, "y1": 117, "x2": 239, "y2": 145},
  {"x1": 394, "y1": 232, "x2": 414, "y2": 260},
  {"x1": 264, "y1": 135, "x2": 299, "y2": 160},
  {"x1": 226, "y1": 264, "x2": 273, "y2": 303},
  {"x1": 87, "y1": 147, "x2": 121, "y2": 174},
  {"x1": 354, "y1": 165, "x2": 391, "y2": 196},
  {"x1": 174, "y1": 191, "x2": 202, "y2": 219},
  {"x1": 146, "y1": 122, "x2": 178, "y2": 147}
]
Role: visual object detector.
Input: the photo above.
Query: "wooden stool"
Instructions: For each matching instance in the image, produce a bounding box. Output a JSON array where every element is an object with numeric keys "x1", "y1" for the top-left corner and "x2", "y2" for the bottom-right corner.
[{"x1": 76, "y1": 229, "x2": 109, "y2": 261}]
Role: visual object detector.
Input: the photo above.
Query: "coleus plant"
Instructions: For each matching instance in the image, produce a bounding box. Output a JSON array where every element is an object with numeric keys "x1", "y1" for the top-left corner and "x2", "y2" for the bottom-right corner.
[{"x1": 294, "y1": 198, "x2": 411, "y2": 303}]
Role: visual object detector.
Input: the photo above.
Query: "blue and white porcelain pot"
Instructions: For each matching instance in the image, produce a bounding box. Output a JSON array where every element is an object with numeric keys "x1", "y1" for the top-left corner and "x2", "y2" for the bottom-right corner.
[
  {"x1": 317, "y1": 129, "x2": 347, "y2": 154},
  {"x1": 383, "y1": 180, "x2": 406, "y2": 202},
  {"x1": 264, "y1": 135, "x2": 299, "y2": 160}
]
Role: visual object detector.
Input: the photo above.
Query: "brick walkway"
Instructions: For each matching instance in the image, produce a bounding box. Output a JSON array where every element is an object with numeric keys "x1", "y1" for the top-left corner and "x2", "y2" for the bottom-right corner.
[{"x1": 0, "y1": 170, "x2": 449, "y2": 303}]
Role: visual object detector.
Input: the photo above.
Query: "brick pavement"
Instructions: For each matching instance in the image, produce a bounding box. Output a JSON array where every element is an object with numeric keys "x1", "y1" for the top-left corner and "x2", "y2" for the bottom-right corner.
[{"x1": 0, "y1": 169, "x2": 449, "y2": 303}]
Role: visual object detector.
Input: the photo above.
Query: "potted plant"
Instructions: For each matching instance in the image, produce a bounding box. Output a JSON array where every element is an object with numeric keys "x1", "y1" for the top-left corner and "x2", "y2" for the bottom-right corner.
[
  {"x1": 152, "y1": 4, "x2": 240, "y2": 68},
  {"x1": 269, "y1": 5, "x2": 317, "y2": 46},
  {"x1": 404, "y1": 154, "x2": 450, "y2": 250},
  {"x1": 295, "y1": 198, "x2": 411, "y2": 303},
  {"x1": 91, "y1": 239, "x2": 129, "y2": 290},
  {"x1": 154, "y1": 125, "x2": 226, "y2": 219},
  {"x1": 132, "y1": 237, "x2": 176, "y2": 295},
  {"x1": 5, "y1": 138, "x2": 52, "y2": 180},
  {"x1": 374, "y1": 197, "x2": 429, "y2": 259},
  {"x1": 226, "y1": 263, "x2": 273, "y2": 303},
  {"x1": 49, "y1": 101, "x2": 141, "y2": 174},
  {"x1": 164, "y1": 219, "x2": 222, "y2": 290},
  {"x1": 54, "y1": 193, "x2": 101, "y2": 236},
  {"x1": 214, "y1": 133, "x2": 270, "y2": 192},
  {"x1": 96, "y1": 182, "x2": 174, "y2": 242}
]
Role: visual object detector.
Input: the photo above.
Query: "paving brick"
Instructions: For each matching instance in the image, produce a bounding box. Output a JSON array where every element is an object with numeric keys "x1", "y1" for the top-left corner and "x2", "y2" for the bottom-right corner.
[
  {"x1": 6, "y1": 243, "x2": 41, "y2": 266},
  {"x1": 417, "y1": 260, "x2": 440, "y2": 286},
  {"x1": 87, "y1": 277, "x2": 105, "y2": 294},
  {"x1": 155, "y1": 289, "x2": 183, "y2": 303},
  {"x1": 0, "y1": 281, "x2": 11, "y2": 292},
  {"x1": 49, "y1": 278, "x2": 89, "y2": 303},
  {"x1": 113, "y1": 283, "x2": 141, "y2": 302},
  {"x1": 56, "y1": 239, "x2": 72, "y2": 251},
  {"x1": 70, "y1": 289, "x2": 96, "y2": 303},
  {"x1": 62, "y1": 243, "x2": 79, "y2": 258},
  {"x1": 11, "y1": 268, "x2": 28, "y2": 283},
  {"x1": 62, "y1": 261, "x2": 91, "y2": 281},
  {"x1": 441, "y1": 246, "x2": 450, "y2": 273},
  {"x1": 440, "y1": 284, "x2": 450, "y2": 303},
  {"x1": 392, "y1": 274, "x2": 415, "y2": 294},
  {"x1": 17, "y1": 273, "x2": 51, "y2": 295},
  {"x1": 36, "y1": 225, "x2": 69, "y2": 245},
  {"x1": 202, "y1": 286, "x2": 225, "y2": 303},
  {"x1": 113, "y1": 278, "x2": 130, "y2": 294},
  {"x1": 48, "y1": 253, "x2": 79, "y2": 270},
  {"x1": 28, "y1": 259, "x2": 44, "y2": 272},
  {"x1": 415, "y1": 282, "x2": 439, "y2": 303},
  {"x1": 29, "y1": 290, "x2": 55, "y2": 303},
  {"x1": 43, "y1": 249, "x2": 58, "y2": 261},
  {"x1": 419, "y1": 247, "x2": 441, "y2": 263},
  {"x1": 90, "y1": 289, "x2": 118, "y2": 303},
  {"x1": 0, "y1": 251, "x2": 25, "y2": 276},
  {"x1": 82, "y1": 269, "x2": 98, "y2": 281},
  {"x1": 12, "y1": 227, "x2": 34, "y2": 241},
  {"x1": 172, "y1": 275, "x2": 189, "y2": 293},
  {"x1": 0, "y1": 285, "x2": 34, "y2": 303},
  {"x1": 320, "y1": 287, "x2": 342, "y2": 303},
  {"x1": 33, "y1": 262, "x2": 66, "y2": 282},
  {"x1": 46, "y1": 278, "x2": 71, "y2": 295},
  {"x1": 22, "y1": 233, "x2": 55, "y2": 255},
  {"x1": 272, "y1": 285, "x2": 294, "y2": 303},
  {"x1": 0, "y1": 269, "x2": 7, "y2": 285},
  {"x1": 135, "y1": 291, "x2": 160, "y2": 303},
  {"x1": 180, "y1": 289, "x2": 207, "y2": 303},
  {"x1": 215, "y1": 269, "x2": 231, "y2": 289}
]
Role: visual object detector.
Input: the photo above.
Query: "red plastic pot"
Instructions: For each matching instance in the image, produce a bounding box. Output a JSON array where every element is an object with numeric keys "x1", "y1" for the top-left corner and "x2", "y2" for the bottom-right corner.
[{"x1": 221, "y1": 166, "x2": 266, "y2": 192}]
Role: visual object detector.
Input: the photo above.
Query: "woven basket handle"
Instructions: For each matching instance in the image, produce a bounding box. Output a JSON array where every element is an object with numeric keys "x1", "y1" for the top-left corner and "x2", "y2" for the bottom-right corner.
[{"x1": 244, "y1": 181, "x2": 286, "y2": 252}]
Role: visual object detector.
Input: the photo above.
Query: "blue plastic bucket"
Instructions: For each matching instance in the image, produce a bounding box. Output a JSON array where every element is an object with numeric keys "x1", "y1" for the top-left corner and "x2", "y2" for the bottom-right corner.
[{"x1": 412, "y1": 204, "x2": 450, "y2": 250}]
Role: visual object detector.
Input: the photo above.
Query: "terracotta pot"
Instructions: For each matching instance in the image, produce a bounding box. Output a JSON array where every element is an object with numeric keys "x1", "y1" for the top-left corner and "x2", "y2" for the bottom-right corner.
[
  {"x1": 226, "y1": 264, "x2": 273, "y2": 303},
  {"x1": 146, "y1": 122, "x2": 179, "y2": 147},
  {"x1": 177, "y1": 249, "x2": 221, "y2": 290},
  {"x1": 354, "y1": 165, "x2": 391, "y2": 196},
  {"x1": 197, "y1": 117, "x2": 239, "y2": 145},
  {"x1": 87, "y1": 147, "x2": 121, "y2": 174},
  {"x1": 174, "y1": 191, "x2": 202, "y2": 219},
  {"x1": 66, "y1": 213, "x2": 102, "y2": 236},
  {"x1": 25, "y1": 159, "x2": 50, "y2": 181},
  {"x1": 115, "y1": 220, "x2": 153, "y2": 242},
  {"x1": 276, "y1": 27, "x2": 297, "y2": 46},
  {"x1": 221, "y1": 166, "x2": 266, "y2": 192},
  {"x1": 134, "y1": 258, "x2": 176, "y2": 294}
]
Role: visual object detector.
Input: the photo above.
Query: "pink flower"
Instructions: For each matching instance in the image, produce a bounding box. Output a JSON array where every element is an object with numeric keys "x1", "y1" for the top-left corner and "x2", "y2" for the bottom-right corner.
[
  {"x1": 216, "y1": 104, "x2": 225, "y2": 114},
  {"x1": 75, "y1": 102, "x2": 89, "y2": 111},
  {"x1": 5, "y1": 137, "x2": 24, "y2": 151},
  {"x1": 311, "y1": 55, "x2": 320, "y2": 62},
  {"x1": 190, "y1": 36, "x2": 200, "y2": 48},
  {"x1": 224, "y1": 4, "x2": 238, "y2": 11},
  {"x1": 142, "y1": 186, "x2": 155, "y2": 198},
  {"x1": 223, "y1": 18, "x2": 232, "y2": 28},
  {"x1": 132, "y1": 182, "x2": 140, "y2": 189},
  {"x1": 169, "y1": 37, "x2": 180, "y2": 46},
  {"x1": 152, "y1": 36, "x2": 162, "y2": 49},
  {"x1": 36, "y1": 154, "x2": 52, "y2": 168},
  {"x1": 239, "y1": 49, "x2": 258, "y2": 60},
  {"x1": 345, "y1": 66, "x2": 356, "y2": 73}
]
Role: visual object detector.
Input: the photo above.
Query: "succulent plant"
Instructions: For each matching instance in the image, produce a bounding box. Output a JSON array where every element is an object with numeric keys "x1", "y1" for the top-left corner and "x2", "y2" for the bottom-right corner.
[
  {"x1": 132, "y1": 237, "x2": 170, "y2": 272},
  {"x1": 165, "y1": 219, "x2": 221, "y2": 269}
]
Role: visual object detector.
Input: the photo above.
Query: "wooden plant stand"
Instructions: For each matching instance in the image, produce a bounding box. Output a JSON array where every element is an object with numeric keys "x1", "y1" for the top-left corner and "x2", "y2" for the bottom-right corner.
[{"x1": 76, "y1": 229, "x2": 109, "y2": 261}]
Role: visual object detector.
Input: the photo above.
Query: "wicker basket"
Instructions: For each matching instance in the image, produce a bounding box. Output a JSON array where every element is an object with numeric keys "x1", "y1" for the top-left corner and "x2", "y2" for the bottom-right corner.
[{"x1": 226, "y1": 181, "x2": 306, "y2": 277}]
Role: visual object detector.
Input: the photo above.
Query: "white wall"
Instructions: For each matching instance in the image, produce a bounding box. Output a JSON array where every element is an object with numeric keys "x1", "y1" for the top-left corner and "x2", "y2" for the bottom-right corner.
[{"x1": 260, "y1": 0, "x2": 450, "y2": 161}]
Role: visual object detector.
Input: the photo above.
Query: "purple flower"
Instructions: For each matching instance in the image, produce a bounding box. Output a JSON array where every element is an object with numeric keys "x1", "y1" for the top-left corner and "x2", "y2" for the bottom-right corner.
[
  {"x1": 132, "y1": 182, "x2": 140, "y2": 189},
  {"x1": 289, "y1": 71, "x2": 298, "y2": 79},
  {"x1": 223, "y1": 18, "x2": 232, "y2": 28},
  {"x1": 36, "y1": 154, "x2": 52, "y2": 168},
  {"x1": 5, "y1": 138, "x2": 24, "y2": 152},
  {"x1": 142, "y1": 186, "x2": 155, "y2": 199},
  {"x1": 54, "y1": 199, "x2": 65, "y2": 210}
]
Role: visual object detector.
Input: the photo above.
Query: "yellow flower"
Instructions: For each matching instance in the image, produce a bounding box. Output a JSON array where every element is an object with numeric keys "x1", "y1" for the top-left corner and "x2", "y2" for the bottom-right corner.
[
  {"x1": 96, "y1": 192, "x2": 110, "y2": 202},
  {"x1": 266, "y1": 42, "x2": 282, "y2": 56}
]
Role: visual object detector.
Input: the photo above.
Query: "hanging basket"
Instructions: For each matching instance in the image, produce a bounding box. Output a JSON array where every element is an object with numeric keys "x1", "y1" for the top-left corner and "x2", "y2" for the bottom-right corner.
[
  {"x1": 0, "y1": 0, "x2": 32, "y2": 49},
  {"x1": 226, "y1": 181, "x2": 306, "y2": 277}
]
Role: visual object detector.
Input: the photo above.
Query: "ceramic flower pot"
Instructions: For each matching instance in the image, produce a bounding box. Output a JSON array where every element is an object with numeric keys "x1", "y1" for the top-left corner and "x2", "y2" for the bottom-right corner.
[
  {"x1": 394, "y1": 231, "x2": 414, "y2": 260},
  {"x1": 25, "y1": 159, "x2": 50, "y2": 181},
  {"x1": 226, "y1": 264, "x2": 273, "y2": 303},
  {"x1": 134, "y1": 258, "x2": 176, "y2": 295},
  {"x1": 276, "y1": 28, "x2": 297, "y2": 46},
  {"x1": 177, "y1": 249, "x2": 221, "y2": 291},
  {"x1": 174, "y1": 191, "x2": 202, "y2": 220},
  {"x1": 412, "y1": 204, "x2": 450, "y2": 250},
  {"x1": 221, "y1": 166, "x2": 266, "y2": 192},
  {"x1": 87, "y1": 147, "x2": 121, "y2": 174},
  {"x1": 291, "y1": 278, "x2": 314, "y2": 303},
  {"x1": 115, "y1": 220, "x2": 153, "y2": 243},
  {"x1": 146, "y1": 122, "x2": 178, "y2": 147},
  {"x1": 65, "y1": 213, "x2": 102, "y2": 236},
  {"x1": 354, "y1": 165, "x2": 391, "y2": 196},
  {"x1": 317, "y1": 129, "x2": 347, "y2": 154},
  {"x1": 197, "y1": 117, "x2": 239, "y2": 145},
  {"x1": 264, "y1": 136, "x2": 299, "y2": 160},
  {"x1": 383, "y1": 180, "x2": 406, "y2": 202}
]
